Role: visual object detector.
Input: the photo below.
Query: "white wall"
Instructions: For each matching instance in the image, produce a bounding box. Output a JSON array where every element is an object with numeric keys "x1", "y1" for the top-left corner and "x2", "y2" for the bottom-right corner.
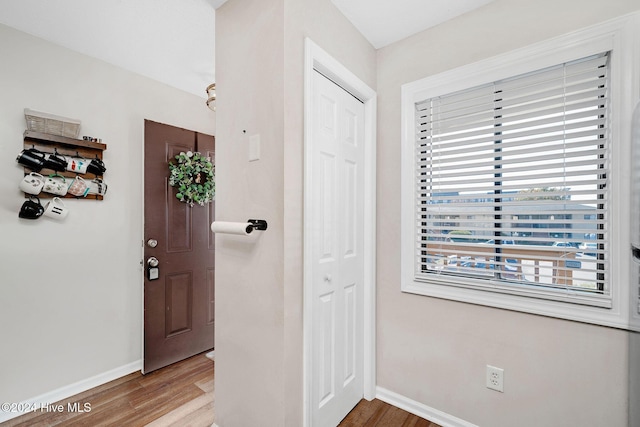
[
  {"x1": 214, "y1": 0, "x2": 375, "y2": 425},
  {"x1": 376, "y1": 1, "x2": 640, "y2": 426},
  {"x1": 0, "y1": 23, "x2": 215, "y2": 410}
]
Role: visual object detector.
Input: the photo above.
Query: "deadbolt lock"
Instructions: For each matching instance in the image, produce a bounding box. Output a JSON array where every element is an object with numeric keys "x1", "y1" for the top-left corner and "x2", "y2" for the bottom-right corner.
[{"x1": 147, "y1": 256, "x2": 159, "y2": 280}]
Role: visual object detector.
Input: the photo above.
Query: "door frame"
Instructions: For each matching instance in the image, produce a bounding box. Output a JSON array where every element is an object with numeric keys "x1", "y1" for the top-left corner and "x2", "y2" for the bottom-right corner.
[{"x1": 303, "y1": 38, "x2": 377, "y2": 426}]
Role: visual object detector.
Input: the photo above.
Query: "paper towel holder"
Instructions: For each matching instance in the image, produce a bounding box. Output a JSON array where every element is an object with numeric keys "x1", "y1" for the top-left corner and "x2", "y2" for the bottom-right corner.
[
  {"x1": 210, "y1": 219, "x2": 268, "y2": 235},
  {"x1": 247, "y1": 219, "x2": 268, "y2": 232}
]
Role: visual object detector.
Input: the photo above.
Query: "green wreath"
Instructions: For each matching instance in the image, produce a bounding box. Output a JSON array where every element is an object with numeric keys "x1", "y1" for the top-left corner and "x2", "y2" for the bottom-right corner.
[{"x1": 168, "y1": 151, "x2": 215, "y2": 206}]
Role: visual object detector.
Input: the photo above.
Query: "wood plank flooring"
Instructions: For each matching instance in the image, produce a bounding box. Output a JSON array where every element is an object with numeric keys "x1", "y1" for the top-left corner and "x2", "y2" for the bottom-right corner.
[
  {"x1": 2, "y1": 353, "x2": 440, "y2": 427},
  {"x1": 339, "y1": 399, "x2": 441, "y2": 427},
  {"x1": 1, "y1": 353, "x2": 214, "y2": 427}
]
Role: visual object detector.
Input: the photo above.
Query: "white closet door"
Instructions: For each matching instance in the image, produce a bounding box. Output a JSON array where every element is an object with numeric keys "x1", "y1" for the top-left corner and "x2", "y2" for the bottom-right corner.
[{"x1": 310, "y1": 70, "x2": 365, "y2": 427}]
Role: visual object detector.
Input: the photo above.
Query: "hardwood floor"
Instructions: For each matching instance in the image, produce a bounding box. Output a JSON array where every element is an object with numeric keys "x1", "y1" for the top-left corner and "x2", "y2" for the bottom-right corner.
[
  {"x1": 1, "y1": 353, "x2": 214, "y2": 427},
  {"x1": 2, "y1": 353, "x2": 440, "y2": 427},
  {"x1": 339, "y1": 399, "x2": 441, "y2": 427}
]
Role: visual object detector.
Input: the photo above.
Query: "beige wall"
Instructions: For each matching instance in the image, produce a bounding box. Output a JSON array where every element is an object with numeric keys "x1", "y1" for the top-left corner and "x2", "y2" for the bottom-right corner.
[
  {"x1": 0, "y1": 23, "x2": 215, "y2": 411},
  {"x1": 282, "y1": 0, "x2": 376, "y2": 425},
  {"x1": 376, "y1": 1, "x2": 640, "y2": 426},
  {"x1": 631, "y1": 333, "x2": 640, "y2": 425},
  {"x1": 214, "y1": 0, "x2": 286, "y2": 425},
  {"x1": 214, "y1": 0, "x2": 375, "y2": 425}
]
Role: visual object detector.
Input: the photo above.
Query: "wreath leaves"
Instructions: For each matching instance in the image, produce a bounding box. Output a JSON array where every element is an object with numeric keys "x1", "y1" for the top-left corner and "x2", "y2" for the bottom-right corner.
[{"x1": 168, "y1": 151, "x2": 215, "y2": 207}]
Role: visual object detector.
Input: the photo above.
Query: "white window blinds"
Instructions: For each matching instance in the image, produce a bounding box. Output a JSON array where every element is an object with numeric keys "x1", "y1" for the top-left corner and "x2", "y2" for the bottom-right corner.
[{"x1": 414, "y1": 53, "x2": 610, "y2": 302}]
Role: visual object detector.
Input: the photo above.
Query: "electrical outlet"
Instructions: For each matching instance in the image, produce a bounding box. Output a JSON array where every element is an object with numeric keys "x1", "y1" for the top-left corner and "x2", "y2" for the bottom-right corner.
[{"x1": 486, "y1": 365, "x2": 504, "y2": 392}]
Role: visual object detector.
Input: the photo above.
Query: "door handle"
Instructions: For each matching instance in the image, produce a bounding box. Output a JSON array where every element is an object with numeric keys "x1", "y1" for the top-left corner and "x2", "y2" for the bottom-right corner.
[
  {"x1": 147, "y1": 257, "x2": 160, "y2": 280},
  {"x1": 324, "y1": 274, "x2": 332, "y2": 282}
]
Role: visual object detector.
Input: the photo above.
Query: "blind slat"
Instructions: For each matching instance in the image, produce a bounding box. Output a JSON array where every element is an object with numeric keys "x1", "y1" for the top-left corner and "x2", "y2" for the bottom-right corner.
[{"x1": 420, "y1": 115, "x2": 606, "y2": 145}]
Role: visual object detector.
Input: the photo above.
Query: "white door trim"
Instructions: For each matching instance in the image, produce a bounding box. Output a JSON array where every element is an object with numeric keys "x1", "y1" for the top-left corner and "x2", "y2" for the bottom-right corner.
[{"x1": 303, "y1": 37, "x2": 377, "y2": 427}]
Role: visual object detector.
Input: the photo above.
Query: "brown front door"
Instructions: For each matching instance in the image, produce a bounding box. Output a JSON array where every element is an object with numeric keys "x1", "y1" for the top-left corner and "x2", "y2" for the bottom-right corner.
[{"x1": 143, "y1": 120, "x2": 215, "y2": 373}]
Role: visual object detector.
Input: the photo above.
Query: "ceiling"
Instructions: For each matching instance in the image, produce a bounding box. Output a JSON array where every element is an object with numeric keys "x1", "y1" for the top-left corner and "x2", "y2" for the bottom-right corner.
[
  {"x1": 0, "y1": 0, "x2": 493, "y2": 98},
  {"x1": 0, "y1": 0, "x2": 219, "y2": 98},
  {"x1": 331, "y1": 0, "x2": 495, "y2": 49}
]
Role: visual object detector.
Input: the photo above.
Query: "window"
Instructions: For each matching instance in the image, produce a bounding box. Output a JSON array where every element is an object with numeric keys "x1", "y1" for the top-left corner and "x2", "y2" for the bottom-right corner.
[
  {"x1": 401, "y1": 15, "x2": 639, "y2": 328},
  {"x1": 416, "y1": 53, "x2": 609, "y2": 305}
]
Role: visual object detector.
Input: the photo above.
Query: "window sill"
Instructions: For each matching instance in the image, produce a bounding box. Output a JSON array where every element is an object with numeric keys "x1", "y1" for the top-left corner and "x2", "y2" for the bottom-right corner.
[{"x1": 401, "y1": 277, "x2": 631, "y2": 329}]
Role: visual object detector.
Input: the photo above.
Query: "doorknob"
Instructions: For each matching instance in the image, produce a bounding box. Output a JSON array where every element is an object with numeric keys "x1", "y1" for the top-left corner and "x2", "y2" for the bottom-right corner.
[
  {"x1": 147, "y1": 239, "x2": 158, "y2": 248},
  {"x1": 324, "y1": 274, "x2": 332, "y2": 282},
  {"x1": 147, "y1": 257, "x2": 160, "y2": 281}
]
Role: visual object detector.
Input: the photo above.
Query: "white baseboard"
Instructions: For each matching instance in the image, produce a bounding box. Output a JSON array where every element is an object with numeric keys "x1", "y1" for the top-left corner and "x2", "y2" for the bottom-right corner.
[
  {"x1": 0, "y1": 360, "x2": 141, "y2": 423},
  {"x1": 376, "y1": 386, "x2": 478, "y2": 427}
]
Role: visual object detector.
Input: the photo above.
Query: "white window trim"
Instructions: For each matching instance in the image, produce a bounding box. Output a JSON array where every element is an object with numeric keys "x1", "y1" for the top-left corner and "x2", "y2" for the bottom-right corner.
[{"x1": 401, "y1": 12, "x2": 640, "y2": 330}]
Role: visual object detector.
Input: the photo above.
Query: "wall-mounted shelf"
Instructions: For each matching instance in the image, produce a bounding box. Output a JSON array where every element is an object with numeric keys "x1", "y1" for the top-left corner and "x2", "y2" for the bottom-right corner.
[
  {"x1": 22, "y1": 130, "x2": 107, "y2": 200},
  {"x1": 24, "y1": 130, "x2": 107, "y2": 151}
]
